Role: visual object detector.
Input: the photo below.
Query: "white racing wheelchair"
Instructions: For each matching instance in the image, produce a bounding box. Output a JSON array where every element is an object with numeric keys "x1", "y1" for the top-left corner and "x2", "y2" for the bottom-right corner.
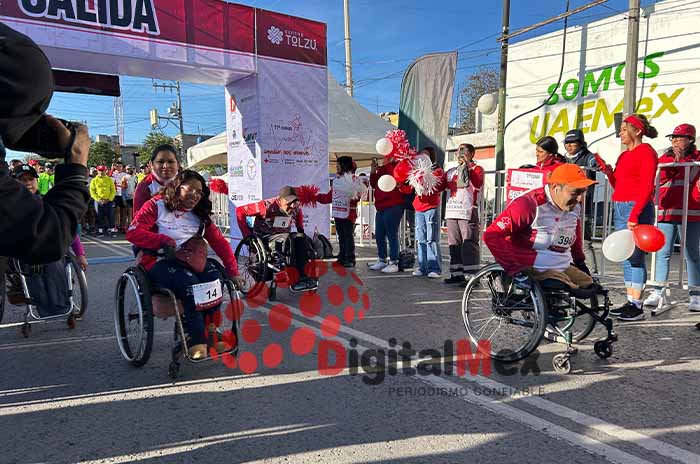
[
  {"x1": 461, "y1": 263, "x2": 618, "y2": 374},
  {"x1": 0, "y1": 254, "x2": 87, "y2": 337},
  {"x1": 114, "y1": 256, "x2": 241, "y2": 379}
]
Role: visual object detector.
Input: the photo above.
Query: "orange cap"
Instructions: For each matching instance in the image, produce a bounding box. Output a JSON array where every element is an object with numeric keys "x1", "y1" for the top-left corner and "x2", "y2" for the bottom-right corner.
[{"x1": 548, "y1": 164, "x2": 597, "y2": 188}]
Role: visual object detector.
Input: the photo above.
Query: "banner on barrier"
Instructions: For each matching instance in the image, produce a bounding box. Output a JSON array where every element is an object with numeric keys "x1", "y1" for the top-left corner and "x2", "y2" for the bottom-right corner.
[{"x1": 505, "y1": 169, "x2": 546, "y2": 204}]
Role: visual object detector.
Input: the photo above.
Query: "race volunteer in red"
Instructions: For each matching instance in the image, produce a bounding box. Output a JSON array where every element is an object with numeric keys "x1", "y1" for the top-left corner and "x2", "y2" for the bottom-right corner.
[
  {"x1": 645, "y1": 123, "x2": 700, "y2": 312},
  {"x1": 133, "y1": 144, "x2": 181, "y2": 214},
  {"x1": 483, "y1": 164, "x2": 597, "y2": 289},
  {"x1": 596, "y1": 114, "x2": 658, "y2": 321},
  {"x1": 533, "y1": 136, "x2": 566, "y2": 173},
  {"x1": 368, "y1": 157, "x2": 405, "y2": 273},
  {"x1": 127, "y1": 170, "x2": 240, "y2": 360},
  {"x1": 444, "y1": 143, "x2": 485, "y2": 284}
]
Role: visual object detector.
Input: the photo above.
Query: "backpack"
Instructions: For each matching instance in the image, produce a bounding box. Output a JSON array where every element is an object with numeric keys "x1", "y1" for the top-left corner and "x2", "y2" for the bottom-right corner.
[
  {"x1": 312, "y1": 232, "x2": 334, "y2": 259},
  {"x1": 398, "y1": 249, "x2": 415, "y2": 271}
]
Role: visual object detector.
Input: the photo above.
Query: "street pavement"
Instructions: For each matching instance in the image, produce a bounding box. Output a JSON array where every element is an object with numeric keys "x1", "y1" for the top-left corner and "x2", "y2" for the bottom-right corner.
[{"x1": 1, "y1": 234, "x2": 699, "y2": 464}]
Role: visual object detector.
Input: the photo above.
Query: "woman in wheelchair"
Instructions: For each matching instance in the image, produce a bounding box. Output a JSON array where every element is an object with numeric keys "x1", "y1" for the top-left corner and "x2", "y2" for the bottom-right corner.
[
  {"x1": 235, "y1": 186, "x2": 318, "y2": 292},
  {"x1": 126, "y1": 170, "x2": 242, "y2": 360},
  {"x1": 483, "y1": 164, "x2": 596, "y2": 288}
]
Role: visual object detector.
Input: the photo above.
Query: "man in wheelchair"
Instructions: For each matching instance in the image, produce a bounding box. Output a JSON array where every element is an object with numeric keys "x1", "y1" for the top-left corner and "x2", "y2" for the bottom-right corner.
[
  {"x1": 235, "y1": 186, "x2": 318, "y2": 292},
  {"x1": 483, "y1": 164, "x2": 597, "y2": 291}
]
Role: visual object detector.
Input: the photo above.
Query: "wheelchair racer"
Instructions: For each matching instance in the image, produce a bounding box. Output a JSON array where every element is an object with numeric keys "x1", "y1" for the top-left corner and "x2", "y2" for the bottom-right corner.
[
  {"x1": 483, "y1": 164, "x2": 597, "y2": 289},
  {"x1": 235, "y1": 186, "x2": 318, "y2": 292}
]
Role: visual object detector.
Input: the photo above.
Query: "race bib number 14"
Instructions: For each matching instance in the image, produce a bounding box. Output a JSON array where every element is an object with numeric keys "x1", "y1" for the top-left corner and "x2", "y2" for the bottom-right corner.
[{"x1": 192, "y1": 279, "x2": 223, "y2": 311}]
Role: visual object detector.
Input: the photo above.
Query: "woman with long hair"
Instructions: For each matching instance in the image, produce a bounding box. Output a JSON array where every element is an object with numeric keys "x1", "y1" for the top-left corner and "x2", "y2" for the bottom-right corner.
[
  {"x1": 127, "y1": 170, "x2": 242, "y2": 359},
  {"x1": 597, "y1": 114, "x2": 659, "y2": 321},
  {"x1": 534, "y1": 136, "x2": 566, "y2": 172},
  {"x1": 133, "y1": 143, "x2": 181, "y2": 214}
]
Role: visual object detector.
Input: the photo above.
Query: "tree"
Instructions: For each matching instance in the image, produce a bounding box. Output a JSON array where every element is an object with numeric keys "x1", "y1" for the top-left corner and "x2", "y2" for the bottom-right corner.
[
  {"x1": 457, "y1": 67, "x2": 499, "y2": 133},
  {"x1": 138, "y1": 131, "x2": 179, "y2": 165},
  {"x1": 88, "y1": 141, "x2": 117, "y2": 167}
]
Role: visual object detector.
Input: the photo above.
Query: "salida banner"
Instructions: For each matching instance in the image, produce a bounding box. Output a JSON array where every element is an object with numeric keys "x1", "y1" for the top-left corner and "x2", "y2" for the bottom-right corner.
[
  {"x1": 505, "y1": 0, "x2": 700, "y2": 168},
  {"x1": 0, "y1": 0, "x2": 326, "y2": 82}
]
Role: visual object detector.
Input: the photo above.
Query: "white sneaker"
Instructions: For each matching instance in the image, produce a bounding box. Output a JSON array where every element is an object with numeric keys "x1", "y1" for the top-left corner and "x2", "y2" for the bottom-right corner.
[
  {"x1": 643, "y1": 289, "x2": 662, "y2": 307},
  {"x1": 381, "y1": 263, "x2": 399, "y2": 273},
  {"x1": 689, "y1": 295, "x2": 700, "y2": 312},
  {"x1": 412, "y1": 270, "x2": 424, "y2": 277},
  {"x1": 368, "y1": 260, "x2": 387, "y2": 271},
  {"x1": 427, "y1": 272, "x2": 441, "y2": 279}
]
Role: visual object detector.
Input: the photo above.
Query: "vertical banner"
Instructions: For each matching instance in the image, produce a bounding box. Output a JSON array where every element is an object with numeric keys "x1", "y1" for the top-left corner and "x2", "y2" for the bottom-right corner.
[
  {"x1": 256, "y1": 58, "x2": 329, "y2": 237},
  {"x1": 398, "y1": 52, "x2": 458, "y2": 167},
  {"x1": 226, "y1": 76, "x2": 262, "y2": 242}
]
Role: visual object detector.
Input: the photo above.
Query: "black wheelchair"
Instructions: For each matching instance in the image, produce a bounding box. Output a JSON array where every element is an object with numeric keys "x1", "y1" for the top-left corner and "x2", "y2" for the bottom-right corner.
[
  {"x1": 234, "y1": 232, "x2": 319, "y2": 301},
  {"x1": 461, "y1": 263, "x2": 618, "y2": 374},
  {"x1": 0, "y1": 254, "x2": 87, "y2": 337},
  {"x1": 114, "y1": 257, "x2": 241, "y2": 379}
]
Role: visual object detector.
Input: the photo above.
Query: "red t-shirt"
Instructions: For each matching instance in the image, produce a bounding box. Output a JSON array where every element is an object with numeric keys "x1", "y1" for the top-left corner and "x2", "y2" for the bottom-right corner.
[{"x1": 611, "y1": 143, "x2": 659, "y2": 223}]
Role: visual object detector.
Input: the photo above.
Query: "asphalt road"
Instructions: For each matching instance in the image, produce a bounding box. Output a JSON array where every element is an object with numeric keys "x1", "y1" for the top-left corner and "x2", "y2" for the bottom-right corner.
[{"x1": 1, "y1": 235, "x2": 699, "y2": 464}]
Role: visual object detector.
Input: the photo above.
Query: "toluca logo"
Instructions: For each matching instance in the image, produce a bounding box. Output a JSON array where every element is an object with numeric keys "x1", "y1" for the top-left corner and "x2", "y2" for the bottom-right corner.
[
  {"x1": 19, "y1": 0, "x2": 160, "y2": 35},
  {"x1": 246, "y1": 159, "x2": 257, "y2": 180},
  {"x1": 267, "y1": 26, "x2": 283, "y2": 45},
  {"x1": 267, "y1": 25, "x2": 317, "y2": 51}
]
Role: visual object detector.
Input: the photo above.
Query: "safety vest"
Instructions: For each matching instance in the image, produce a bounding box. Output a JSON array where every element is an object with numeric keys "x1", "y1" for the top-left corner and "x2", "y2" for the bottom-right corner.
[{"x1": 657, "y1": 150, "x2": 700, "y2": 223}]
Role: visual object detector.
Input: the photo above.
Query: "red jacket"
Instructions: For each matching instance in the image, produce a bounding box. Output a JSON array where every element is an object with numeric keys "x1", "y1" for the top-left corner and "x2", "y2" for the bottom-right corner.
[
  {"x1": 370, "y1": 163, "x2": 405, "y2": 211},
  {"x1": 412, "y1": 168, "x2": 447, "y2": 212},
  {"x1": 659, "y1": 149, "x2": 700, "y2": 222},
  {"x1": 126, "y1": 196, "x2": 239, "y2": 277},
  {"x1": 536, "y1": 155, "x2": 566, "y2": 173},
  {"x1": 133, "y1": 173, "x2": 167, "y2": 214},
  {"x1": 235, "y1": 197, "x2": 304, "y2": 237},
  {"x1": 316, "y1": 188, "x2": 359, "y2": 222},
  {"x1": 606, "y1": 143, "x2": 659, "y2": 223},
  {"x1": 483, "y1": 186, "x2": 584, "y2": 275}
]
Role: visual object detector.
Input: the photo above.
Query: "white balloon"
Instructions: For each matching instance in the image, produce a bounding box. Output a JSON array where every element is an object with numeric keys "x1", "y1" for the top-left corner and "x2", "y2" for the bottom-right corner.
[
  {"x1": 377, "y1": 174, "x2": 397, "y2": 192},
  {"x1": 477, "y1": 92, "x2": 498, "y2": 115},
  {"x1": 602, "y1": 229, "x2": 636, "y2": 262},
  {"x1": 376, "y1": 138, "x2": 393, "y2": 156}
]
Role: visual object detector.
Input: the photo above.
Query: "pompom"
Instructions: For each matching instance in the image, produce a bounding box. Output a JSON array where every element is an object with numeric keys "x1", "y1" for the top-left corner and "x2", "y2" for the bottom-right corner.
[
  {"x1": 209, "y1": 178, "x2": 228, "y2": 195},
  {"x1": 296, "y1": 184, "x2": 320, "y2": 207},
  {"x1": 333, "y1": 173, "x2": 367, "y2": 199},
  {"x1": 384, "y1": 129, "x2": 415, "y2": 162},
  {"x1": 408, "y1": 157, "x2": 441, "y2": 196}
]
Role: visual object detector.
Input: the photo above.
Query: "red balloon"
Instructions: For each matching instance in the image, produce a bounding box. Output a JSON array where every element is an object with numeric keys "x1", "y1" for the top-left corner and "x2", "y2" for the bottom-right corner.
[
  {"x1": 633, "y1": 225, "x2": 665, "y2": 252},
  {"x1": 393, "y1": 159, "x2": 412, "y2": 183}
]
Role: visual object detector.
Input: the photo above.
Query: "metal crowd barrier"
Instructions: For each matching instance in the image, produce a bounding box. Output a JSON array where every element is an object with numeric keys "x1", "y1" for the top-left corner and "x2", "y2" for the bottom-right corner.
[{"x1": 210, "y1": 190, "x2": 230, "y2": 234}]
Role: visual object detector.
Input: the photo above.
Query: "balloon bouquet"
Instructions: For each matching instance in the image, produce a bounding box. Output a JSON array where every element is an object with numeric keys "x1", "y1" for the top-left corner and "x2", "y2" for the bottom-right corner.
[
  {"x1": 374, "y1": 129, "x2": 442, "y2": 196},
  {"x1": 602, "y1": 225, "x2": 665, "y2": 262}
]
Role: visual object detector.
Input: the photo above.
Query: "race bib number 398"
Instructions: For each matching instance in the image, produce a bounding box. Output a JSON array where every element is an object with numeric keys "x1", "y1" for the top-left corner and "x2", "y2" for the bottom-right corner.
[{"x1": 192, "y1": 279, "x2": 223, "y2": 311}]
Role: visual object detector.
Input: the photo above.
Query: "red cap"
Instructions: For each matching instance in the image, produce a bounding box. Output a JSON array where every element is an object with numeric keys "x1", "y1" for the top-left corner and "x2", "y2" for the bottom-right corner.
[
  {"x1": 27, "y1": 159, "x2": 39, "y2": 166},
  {"x1": 667, "y1": 124, "x2": 696, "y2": 138},
  {"x1": 96, "y1": 165, "x2": 107, "y2": 171}
]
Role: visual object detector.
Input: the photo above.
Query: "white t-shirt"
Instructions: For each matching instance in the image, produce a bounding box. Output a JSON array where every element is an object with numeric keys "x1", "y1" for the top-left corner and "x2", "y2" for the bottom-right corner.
[{"x1": 112, "y1": 171, "x2": 128, "y2": 196}]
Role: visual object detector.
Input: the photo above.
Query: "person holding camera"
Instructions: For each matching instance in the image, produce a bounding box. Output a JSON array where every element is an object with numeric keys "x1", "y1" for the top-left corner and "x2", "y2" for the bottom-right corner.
[{"x1": 1, "y1": 23, "x2": 91, "y2": 265}]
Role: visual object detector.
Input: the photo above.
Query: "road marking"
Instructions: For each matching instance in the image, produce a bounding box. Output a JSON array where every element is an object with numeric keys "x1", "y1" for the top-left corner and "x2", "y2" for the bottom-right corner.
[
  {"x1": 88, "y1": 256, "x2": 133, "y2": 265},
  {"x1": 363, "y1": 313, "x2": 426, "y2": 319},
  {"x1": 259, "y1": 301, "x2": 700, "y2": 464},
  {"x1": 414, "y1": 299, "x2": 462, "y2": 305}
]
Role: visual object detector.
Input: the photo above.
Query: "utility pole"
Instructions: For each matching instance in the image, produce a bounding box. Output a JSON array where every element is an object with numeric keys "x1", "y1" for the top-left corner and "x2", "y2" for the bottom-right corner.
[
  {"x1": 343, "y1": 0, "x2": 353, "y2": 96},
  {"x1": 152, "y1": 80, "x2": 185, "y2": 162},
  {"x1": 494, "y1": 0, "x2": 510, "y2": 206},
  {"x1": 622, "y1": 0, "x2": 641, "y2": 116}
]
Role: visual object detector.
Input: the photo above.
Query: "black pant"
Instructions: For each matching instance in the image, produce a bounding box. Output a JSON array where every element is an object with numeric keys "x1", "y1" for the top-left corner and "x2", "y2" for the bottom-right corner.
[
  {"x1": 267, "y1": 232, "x2": 312, "y2": 279},
  {"x1": 335, "y1": 218, "x2": 356, "y2": 264}
]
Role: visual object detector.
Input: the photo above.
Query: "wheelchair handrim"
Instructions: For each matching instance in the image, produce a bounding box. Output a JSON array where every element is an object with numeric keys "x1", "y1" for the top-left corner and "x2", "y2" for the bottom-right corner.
[{"x1": 115, "y1": 272, "x2": 147, "y2": 362}]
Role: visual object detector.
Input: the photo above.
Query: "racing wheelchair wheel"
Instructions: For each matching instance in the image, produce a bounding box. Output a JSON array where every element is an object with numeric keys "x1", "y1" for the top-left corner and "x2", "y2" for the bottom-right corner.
[
  {"x1": 234, "y1": 236, "x2": 268, "y2": 295},
  {"x1": 66, "y1": 254, "x2": 88, "y2": 320},
  {"x1": 114, "y1": 266, "x2": 154, "y2": 367},
  {"x1": 462, "y1": 263, "x2": 547, "y2": 363}
]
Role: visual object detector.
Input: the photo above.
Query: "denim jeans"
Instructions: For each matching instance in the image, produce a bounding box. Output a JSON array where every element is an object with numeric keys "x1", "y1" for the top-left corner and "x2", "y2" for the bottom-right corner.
[
  {"x1": 375, "y1": 204, "x2": 403, "y2": 262},
  {"x1": 97, "y1": 201, "x2": 115, "y2": 230},
  {"x1": 613, "y1": 201, "x2": 654, "y2": 290},
  {"x1": 415, "y1": 208, "x2": 442, "y2": 274},
  {"x1": 149, "y1": 259, "x2": 221, "y2": 346},
  {"x1": 652, "y1": 221, "x2": 700, "y2": 295},
  {"x1": 335, "y1": 218, "x2": 356, "y2": 264}
]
